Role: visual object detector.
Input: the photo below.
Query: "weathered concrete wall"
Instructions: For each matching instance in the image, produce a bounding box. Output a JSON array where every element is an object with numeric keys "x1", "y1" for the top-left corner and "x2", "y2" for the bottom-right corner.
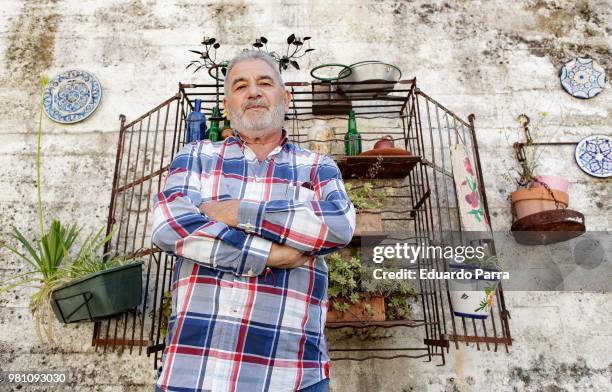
[{"x1": 1, "y1": 0, "x2": 610, "y2": 391}]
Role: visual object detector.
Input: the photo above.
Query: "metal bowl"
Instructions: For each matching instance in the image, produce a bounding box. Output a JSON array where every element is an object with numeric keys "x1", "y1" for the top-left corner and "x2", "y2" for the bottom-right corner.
[{"x1": 336, "y1": 61, "x2": 402, "y2": 97}]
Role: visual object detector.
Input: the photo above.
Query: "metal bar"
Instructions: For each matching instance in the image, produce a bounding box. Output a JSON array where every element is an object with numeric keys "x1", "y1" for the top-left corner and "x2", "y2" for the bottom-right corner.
[
  {"x1": 93, "y1": 338, "x2": 149, "y2": 346},
  {"x1": 122, "y1": 119, "x2": 144, "y2": 255},
  {"x1": 447, "y1": 335, "x2": 512, "y2": 345},
  {"x1": 329, "y1": 353, "x2": 434, "y2": 361},
  {"x1": 419, "y1": 96, "x2": 449, "y2": 355},
  {"x1": 416, "y1": 90, "x2": 471, "y2": 128},
  {"x1": 122, "y1": 94, "x2": 180, "y2": 129},
  {"x1": 130, "y1": 113, "x2": 152, "y2": 256},
  {"x1": 116, "y1": 123, "x2": 135, "y2": 254},
  {"x1": 415, "y1": 93, "x2": 446, "y2": 364}
]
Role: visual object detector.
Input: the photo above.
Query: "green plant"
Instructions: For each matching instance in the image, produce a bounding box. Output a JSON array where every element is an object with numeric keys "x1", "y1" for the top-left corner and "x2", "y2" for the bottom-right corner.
[
  {"x1": 460, "y1": 255, "x2": 501, "y2": 270},
  {"x1": 64, "y1": 227, "x2": 124, "y2": 278},
  {"x1": 327, "y1": 252, "x2": 416, "y2": 320},
  {"x1": 2, "y1": 221, "x2": 78, "y2": 342},
  {"x1": 502, "y1": 113, "x2": 547, "y2": 188},
  {"x1": 345, "y1": 182, "x2": 394, "y2": 211},
  {"x1": 327, "y1": 252, "x2": 362, "y2": 309},
  {"x1": 2, "y1": 224, "x2": 120, "y2": 343},
  {"x1": 360, "y1": 271, "x2": 417, "y2": 320},
  {"x1": 0, "y1": 76, "x2": 124, "y2": 343},
  {"x1": 157, "y1": 290, "x2": 173, "y2": 340}
]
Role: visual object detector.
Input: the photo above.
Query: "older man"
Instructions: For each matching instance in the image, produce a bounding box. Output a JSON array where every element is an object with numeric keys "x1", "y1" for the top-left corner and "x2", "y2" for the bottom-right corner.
[{"x1": 151, "y1": 50, "x2": 356, "y2": 392}]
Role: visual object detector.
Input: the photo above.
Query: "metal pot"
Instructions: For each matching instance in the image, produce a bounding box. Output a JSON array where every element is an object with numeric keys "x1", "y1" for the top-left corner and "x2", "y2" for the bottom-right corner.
[{"x1": 337, "y1": 61, "x2": 402, "y2": 96}]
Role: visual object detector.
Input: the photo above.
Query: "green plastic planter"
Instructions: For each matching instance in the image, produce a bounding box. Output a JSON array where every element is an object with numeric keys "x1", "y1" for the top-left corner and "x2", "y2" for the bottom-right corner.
[{"x1": 50, "y1": 261, "x2": 144, "y2": 323}]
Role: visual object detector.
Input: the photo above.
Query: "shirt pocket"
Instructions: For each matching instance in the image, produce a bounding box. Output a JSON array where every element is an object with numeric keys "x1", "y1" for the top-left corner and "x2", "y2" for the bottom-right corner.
[{"x1": 284, "y1": 181, "x2": 319, "y2": 202}]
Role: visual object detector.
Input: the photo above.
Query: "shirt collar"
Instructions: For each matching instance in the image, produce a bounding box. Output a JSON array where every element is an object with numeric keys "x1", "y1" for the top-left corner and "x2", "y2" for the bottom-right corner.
[{"x1": 231, "y1": 128, "x2": 290, "y2": 160}]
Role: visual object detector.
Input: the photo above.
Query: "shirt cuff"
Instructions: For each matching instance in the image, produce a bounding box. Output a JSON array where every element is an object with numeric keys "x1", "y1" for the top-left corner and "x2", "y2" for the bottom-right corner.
[
  {"x1": 238, "y1": 200, "x2": 266, "y2": 234},
  {"x1": 240, "y1": 235, "x2": 273, "y2": 277}
]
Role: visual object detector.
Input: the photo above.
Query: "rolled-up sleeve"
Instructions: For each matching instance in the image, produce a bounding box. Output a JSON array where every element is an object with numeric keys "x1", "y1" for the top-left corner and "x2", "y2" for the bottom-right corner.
[
  {"x1": 237, "y1": 155, "x2": 356, "y2": 256},
  {"x1": 151, "y1": 142, "x2": 272, "y2": 276}
]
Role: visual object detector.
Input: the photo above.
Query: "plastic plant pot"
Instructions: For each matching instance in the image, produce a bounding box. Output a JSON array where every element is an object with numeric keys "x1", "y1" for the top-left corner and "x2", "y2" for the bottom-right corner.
[{"x1": 50, "y1": 261, "x2": 144, "y2": 324}]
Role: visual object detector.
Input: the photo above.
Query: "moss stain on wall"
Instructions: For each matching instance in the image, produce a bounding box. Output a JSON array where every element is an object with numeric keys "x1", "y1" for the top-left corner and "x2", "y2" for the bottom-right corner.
[{"x1": 4, "y1": 0, "x2": 61, "y2": 91}]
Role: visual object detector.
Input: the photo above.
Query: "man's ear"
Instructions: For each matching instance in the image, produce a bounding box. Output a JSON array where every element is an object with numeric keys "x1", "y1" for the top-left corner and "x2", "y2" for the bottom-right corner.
[
  {"x1": 222, "y1": 96, "x2": 228, "y2": 111},
  {"x1": 284, "y1": 89, "x2": 291, "y2": 113}
]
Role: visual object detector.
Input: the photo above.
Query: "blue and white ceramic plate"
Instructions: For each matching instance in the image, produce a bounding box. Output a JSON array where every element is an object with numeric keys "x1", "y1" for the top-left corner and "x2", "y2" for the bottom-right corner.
[
  {"x1": 559, "y1": 57, "x2": 606, "y2": 99},
  {"x1": 43, "y1": 70, "x2": 102, "y2": 124},
  {"x1": 574, "y1": 135, "x2": 611, "y2": 178}
]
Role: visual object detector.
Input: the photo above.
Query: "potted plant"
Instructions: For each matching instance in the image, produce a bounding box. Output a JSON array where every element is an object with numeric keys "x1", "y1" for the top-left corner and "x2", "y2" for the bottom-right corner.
[
  {"x1": 0, "y1": 76, "x2": 143, "y2": 342},
  {"x1": 48, "y1": 228, "x2": 144, "y2": 324},
  {"x1": 345, "y1": 182, "x2": 393, "y2": 236},
  {"x1": 448, "y1": 255, "x2": 502, "y2": 319},
  {"x1": 326, "y1": 252, "x2": 416, "y2": 323},
  {"x1": 507, "y1": 114, "x2": 570, "y2": 220}
]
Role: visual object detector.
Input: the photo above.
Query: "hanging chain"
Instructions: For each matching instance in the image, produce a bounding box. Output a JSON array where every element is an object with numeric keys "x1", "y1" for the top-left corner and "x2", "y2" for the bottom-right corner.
[
  {"x1": 531, "y1": 177, "x2": 564, "y2": 210},
  {"x1": 515, "y1": 114, "x2": 564, "y2": 210},
  {"x1": 514, "y1": 114, "x2": 533, "y2": 187}
]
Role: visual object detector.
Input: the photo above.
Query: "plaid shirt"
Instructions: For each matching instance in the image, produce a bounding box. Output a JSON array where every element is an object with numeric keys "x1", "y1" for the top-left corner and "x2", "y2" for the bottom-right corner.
[{"x1": 151, "y1": 130, "x2": 355, "y2": 392}]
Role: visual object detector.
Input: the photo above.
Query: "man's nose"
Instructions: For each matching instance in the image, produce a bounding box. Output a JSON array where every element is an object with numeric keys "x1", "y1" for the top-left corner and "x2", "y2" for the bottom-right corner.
[{"x1": 246, "y1": 81, "x2": 261, "y2": 98}]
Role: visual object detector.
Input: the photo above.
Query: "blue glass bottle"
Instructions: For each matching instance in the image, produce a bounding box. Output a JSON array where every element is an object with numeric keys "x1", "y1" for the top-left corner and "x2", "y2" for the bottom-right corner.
[{"x1": 186, "y1": 99, "x2": 207, "y2": 143}]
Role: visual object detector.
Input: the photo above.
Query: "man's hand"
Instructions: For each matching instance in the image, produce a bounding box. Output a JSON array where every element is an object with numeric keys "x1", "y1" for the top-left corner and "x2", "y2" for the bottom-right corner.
[
  {"x1": 199, "y1": 200, "x2": 240, "y2": 227},
  {"x1": 266, "y1": 242, "x2": 311, "y2": 269}
]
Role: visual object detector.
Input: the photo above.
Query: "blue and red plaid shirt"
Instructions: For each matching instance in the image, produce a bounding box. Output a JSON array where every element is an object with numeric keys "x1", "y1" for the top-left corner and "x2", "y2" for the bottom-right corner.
[{"x1": 151, "y1": 129, "x2": 355, "y2": 391}]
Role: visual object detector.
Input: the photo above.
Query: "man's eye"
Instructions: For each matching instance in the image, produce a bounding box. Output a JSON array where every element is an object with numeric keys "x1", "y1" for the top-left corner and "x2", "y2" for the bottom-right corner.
[
  {"x1": 259, "y1": 81, "x2": 272, "y2": 86},
  {"x1": 235, "y1": 85, "x2": 245, "y2": 90}
]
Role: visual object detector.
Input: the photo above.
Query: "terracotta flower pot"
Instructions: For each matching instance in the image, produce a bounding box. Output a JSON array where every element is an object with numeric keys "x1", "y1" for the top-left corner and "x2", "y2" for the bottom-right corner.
[
  {"x1": 327, "y1": 296, "x2": 386, "y2": 323},
  {"x1": 373, "y1": 135, "x2": 395, "y2": 150},
  {"x1": 511, "y1": 188, "x2": 569, "y2": 220},
  {"x1": 354, "y1": 211, "x2": 383, "y2": 236},
  {"x1": 530, "y1": 175, "x2": 570, "y2": 193}
]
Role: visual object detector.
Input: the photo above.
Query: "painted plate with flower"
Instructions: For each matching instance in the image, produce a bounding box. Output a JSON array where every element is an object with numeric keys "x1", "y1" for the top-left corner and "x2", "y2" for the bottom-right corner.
[
  {"x1": 559, "y1": 57, "x2": 606, "y2": 99},
  {"x1": 574, "y1": 135, "x2": 611, "y2": 178},
  {"x1": 43, "y1": 70, "x2": 102, "y2": 124}
]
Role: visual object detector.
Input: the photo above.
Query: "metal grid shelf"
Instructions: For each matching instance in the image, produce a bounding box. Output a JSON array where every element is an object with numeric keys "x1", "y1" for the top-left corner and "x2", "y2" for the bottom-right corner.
[
  {"x1": 93, "y1": 78, "x2": 512, "y2": 368},
  {"x1": 337, "y1": 155, "x2": 421, "y2": 179}
]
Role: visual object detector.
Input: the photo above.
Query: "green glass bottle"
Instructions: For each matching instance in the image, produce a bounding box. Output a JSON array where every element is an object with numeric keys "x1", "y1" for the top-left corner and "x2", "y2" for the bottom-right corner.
[
  {"x1": 344, "y1": 110, "x2": 362, "y2": 156},
  {"x1": 208, "y1": 106, "x2": 221, "y2": 142}
]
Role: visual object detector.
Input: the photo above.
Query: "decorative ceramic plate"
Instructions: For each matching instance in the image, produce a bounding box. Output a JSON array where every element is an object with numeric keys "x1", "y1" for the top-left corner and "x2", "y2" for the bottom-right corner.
[
  {"x1": 43, "y1": 70, "x2": 102, "y2": 123},
  {"x1": 559, "y1": 57, "x2": 606, "y2": 99},
  {"x1": 574, "y1": 134, "x2": 611, "y2": 178}
]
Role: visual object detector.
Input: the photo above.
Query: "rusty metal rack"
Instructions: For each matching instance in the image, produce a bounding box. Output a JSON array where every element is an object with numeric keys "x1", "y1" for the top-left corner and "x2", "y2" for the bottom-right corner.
[{"x1": 94, "y1": 78, "x2": 512, "y2": 367}]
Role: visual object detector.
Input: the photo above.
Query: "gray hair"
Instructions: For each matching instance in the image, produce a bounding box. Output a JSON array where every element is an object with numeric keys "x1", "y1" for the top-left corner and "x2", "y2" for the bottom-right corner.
[{"x1": 223, "y1": 50, "x2": 285, "y2": 95}]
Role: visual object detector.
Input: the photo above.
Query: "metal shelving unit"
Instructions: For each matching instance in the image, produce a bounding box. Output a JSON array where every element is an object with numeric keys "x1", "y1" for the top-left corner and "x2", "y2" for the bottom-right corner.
[{"x1": 93, "y1": 78, "x2": 512, "y2": 367}]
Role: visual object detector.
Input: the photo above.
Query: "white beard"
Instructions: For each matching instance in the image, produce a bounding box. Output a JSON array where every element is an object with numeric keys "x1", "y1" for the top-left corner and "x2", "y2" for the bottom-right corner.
[{"x1": 228, "y1": 99, "x2": 286, "y2": 139}]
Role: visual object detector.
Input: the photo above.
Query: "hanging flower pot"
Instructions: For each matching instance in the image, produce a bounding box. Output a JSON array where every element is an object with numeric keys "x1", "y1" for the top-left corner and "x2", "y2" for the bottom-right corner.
[
  {"x1": 50, "y1": 261, "x2": 144, "y2": 324},
  {"x1": 449, "y1": 262, "x2": 501, "y2": 319},
  {"x1": 511, "y1": 187, "x2": 568, "y2": 220}
]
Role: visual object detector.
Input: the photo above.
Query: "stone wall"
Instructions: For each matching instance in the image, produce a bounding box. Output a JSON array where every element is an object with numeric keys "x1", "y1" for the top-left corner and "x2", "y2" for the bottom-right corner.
[{"x1": 0, "y1": 0, "x2": 610, "y2": 391}]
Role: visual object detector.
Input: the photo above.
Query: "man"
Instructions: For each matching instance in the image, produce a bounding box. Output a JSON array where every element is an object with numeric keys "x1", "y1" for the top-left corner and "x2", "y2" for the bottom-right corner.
[{"x1": 151, "y1": 50, "x2": 356, "y2": 392}]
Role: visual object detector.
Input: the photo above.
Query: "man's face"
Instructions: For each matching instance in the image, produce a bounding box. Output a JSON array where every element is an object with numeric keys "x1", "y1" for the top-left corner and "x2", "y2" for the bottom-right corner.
[{"x1": 223, "y1": 59, "x2": 291, "y2": 138}]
